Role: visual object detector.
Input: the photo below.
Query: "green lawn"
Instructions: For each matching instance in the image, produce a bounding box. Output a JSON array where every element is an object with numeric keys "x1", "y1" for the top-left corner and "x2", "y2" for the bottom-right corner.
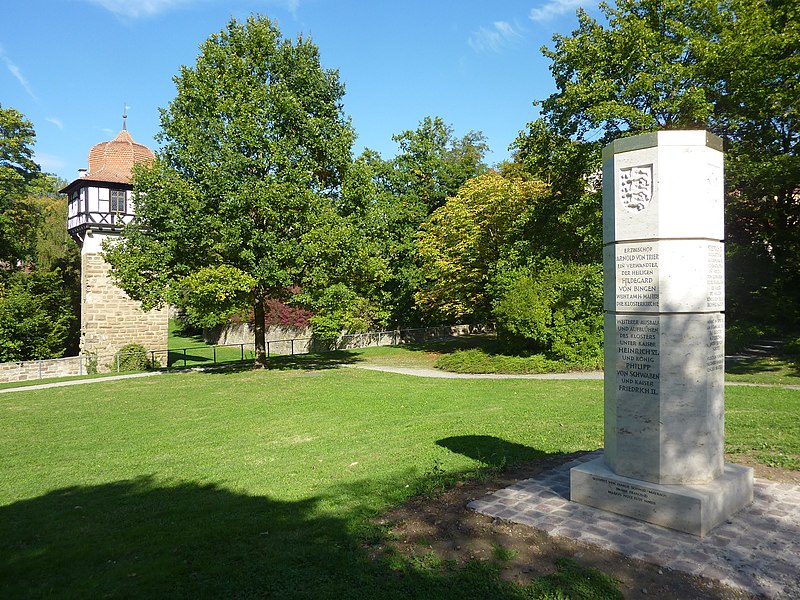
[
  {"x1": 167, "y1": 319, "x2": 257, "y2": 368},
  {"x1": 0, "y1": 363, "x2": 797, "y2": 598},
  {"x1": 725, "y1": 354, "x2": 800, "y2": 386}
]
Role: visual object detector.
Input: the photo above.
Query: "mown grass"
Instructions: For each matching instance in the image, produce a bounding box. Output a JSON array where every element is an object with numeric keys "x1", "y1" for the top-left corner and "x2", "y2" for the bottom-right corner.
[
  {"x1": 0, "y1": 367, "x2": 608, "y2": 599},
  {"x1": 167, "y1": 319, "x2": 256, "y2": 368},
  {"x1": 1, "y1": 363, "x2": 797, "y2": 599},
  {"x1": 725, "y1": 385, "x2": 800, "y2": 470}
]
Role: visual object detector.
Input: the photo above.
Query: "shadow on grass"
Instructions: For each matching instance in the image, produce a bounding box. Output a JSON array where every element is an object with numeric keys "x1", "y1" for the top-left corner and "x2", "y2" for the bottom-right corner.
[
  {"x1": 437, "y1": 435, "x2": 552, "y2": 468},
  {"x1": 725, "y1": 355, "x2": 800, "y2": 378},
  {"x1": 186, "y1": 351, "x2": 362, "y2": 376},
  {"x1": 0, "y1": 456, "x2": 621, "y2": 599},
  {"x1": 400, "y1": 334, "x2": 503, "y2": 357},
  {"x1": 264, "y1": 350, "x2": 360, "y2": 371}
]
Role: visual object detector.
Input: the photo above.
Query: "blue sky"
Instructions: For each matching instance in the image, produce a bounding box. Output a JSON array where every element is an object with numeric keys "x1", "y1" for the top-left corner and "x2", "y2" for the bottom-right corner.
[{"x1": 2, "y1": 0, "x2": 599, "y2": 183}]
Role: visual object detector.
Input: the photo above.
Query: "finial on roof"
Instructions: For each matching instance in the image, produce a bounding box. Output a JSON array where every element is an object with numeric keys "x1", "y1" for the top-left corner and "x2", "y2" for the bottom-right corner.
[{"x1": 123, "y1": 103, "x2": 129, "y2": 131}]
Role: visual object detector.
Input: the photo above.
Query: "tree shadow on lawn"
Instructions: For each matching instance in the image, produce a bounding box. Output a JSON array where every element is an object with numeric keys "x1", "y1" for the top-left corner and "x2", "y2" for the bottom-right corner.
[
  {"x1": 185, "y1": 351, "x2": 362, "y2": 375},
  {"x1": 398, "y1": 334, "x2": 504, "y2": 356},
  {"x1": 725, "y1": 354, "x2": 800, "y2": 378},
  {"x1": 437, "y1": 435, "x2": 552, "y2": 469},
  {"x1": 0, "y1": 456, "x2": 610, "y2": 600}
]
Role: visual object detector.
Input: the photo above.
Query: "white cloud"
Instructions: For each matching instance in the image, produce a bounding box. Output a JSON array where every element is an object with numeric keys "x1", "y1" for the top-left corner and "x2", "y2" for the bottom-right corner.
[
  {"x1": 85, "y1": 0, "x2": 301, "y2": 19},
  {"x1": 85, "y1": 0, "x2": 197, "y2": 18},
  {"x1": 469, "y1": 21, "x2": 523, "y2": 53},
  {"x1": 46, "y1": 117, "x2": 64, "y2": 130},
  {"x1": 34, "y1": 152, "x2": 67, "y2": 173},
  {"x1": 529, "y1": 0, "x2": 587, "y2": 23},
  {"x1": 0, "y1": 45, "x2": 38, "y2": 101}
]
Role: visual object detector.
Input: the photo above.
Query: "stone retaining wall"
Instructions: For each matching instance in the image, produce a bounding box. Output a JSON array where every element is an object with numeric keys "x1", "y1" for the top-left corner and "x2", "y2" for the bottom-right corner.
[
  {"x1": 204, "y1": 323, "x2": 493, "y2": 352},
  {"x1": 0, "y1": 355, "x2": 89, "y2": 383}
]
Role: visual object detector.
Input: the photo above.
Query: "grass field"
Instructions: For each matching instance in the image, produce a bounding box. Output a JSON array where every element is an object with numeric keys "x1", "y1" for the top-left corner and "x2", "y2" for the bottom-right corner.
[{"x1": 1, "y1": 360, "x2": 798, "y2": 598}]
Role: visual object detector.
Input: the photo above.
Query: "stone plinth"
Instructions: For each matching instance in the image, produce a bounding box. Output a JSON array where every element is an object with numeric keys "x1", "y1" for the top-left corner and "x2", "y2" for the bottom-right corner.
[
  {"x1": 570, "y1": 458, "x2": 753, "y2": 537},
  {"x1": 571, "y1": 130, "x2": 753, "y2": 536}
]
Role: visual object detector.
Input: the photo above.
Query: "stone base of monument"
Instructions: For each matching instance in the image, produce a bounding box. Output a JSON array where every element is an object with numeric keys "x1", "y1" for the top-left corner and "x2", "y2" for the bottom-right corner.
[{"x1": 570, "y1": 455, "x2": 753, "y2": 537}]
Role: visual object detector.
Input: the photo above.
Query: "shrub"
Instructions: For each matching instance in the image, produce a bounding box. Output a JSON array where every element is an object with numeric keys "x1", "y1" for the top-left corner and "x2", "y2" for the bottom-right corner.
[
  {"x1": 725, "y1": 322, "x2": 766, "y2": 355},
  {"x1": 784, "y1": 335, "x2": 800, "y2": 356},
  {"x1": 114, "y1": 343, "x2": 155, "y2": 372},
  {"x1": 492, "y1": 260, "x2": 603, "y2": 362}
]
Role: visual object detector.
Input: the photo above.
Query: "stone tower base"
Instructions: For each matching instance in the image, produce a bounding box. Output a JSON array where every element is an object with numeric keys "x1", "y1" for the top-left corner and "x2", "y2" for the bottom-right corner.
[{"x1": 80, "y1": 231, "x2": 168, "y2": 366}]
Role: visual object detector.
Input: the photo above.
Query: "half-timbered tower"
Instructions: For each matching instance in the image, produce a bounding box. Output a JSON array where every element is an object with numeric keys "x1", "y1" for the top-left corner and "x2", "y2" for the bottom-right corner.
[{"x1": 62, "y1": 118, "x2": 168, "y2": 362}]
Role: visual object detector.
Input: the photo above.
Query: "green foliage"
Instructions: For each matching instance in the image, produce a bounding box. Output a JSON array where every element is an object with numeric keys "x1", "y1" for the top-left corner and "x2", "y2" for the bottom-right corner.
[
  {"x1": 510, "y1": 121, "x2": 602, "y2": 264},
  {"x1": 114, "y1": 343, "x2": 154, "y2": 372},
  {"x1": 531, "y1": 0, "x2": 800, "y2": 329},
  {"x1": 493, "y1": 260, "x2": 603, "y2": 362},
  {"x1": 297, "y1": 207, "x2": 390, "y2": 336},
  {"x1": 177, "y1": 265, "x2": 256, "y2": 328},
  {"x1": 0, "y1": 104, "x2": 41, "y2": 267},
  {"x1": 415, "y1": 171, "x2": 550, "y2": 322},
  {"x1": 725, "y1": 322, "x2": 768, "y2": 355},
  {"x1": 540, "y1": 0, "x2": 720, "y2": 138},
  {"x1": 338, "y1": 118, "x2": 490, "y2": 328},
  {"x1": 105, "y1": 16, "x2": 357, "y2": 366},
  {"x1": 391, "y1": 116, "x2": 489, "y2": 211},
  {"x1": 307, "y1": 283, "x2": 384, "y2": 340},
  {"x1": 0, "y1": 270, "x2": 75, "y2": 361}
]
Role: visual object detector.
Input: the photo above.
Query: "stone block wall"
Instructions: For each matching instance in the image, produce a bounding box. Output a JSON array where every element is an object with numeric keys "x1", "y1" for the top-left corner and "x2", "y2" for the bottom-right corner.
[
  {"x1": 81, "y1": 251, "x2": 168, "y2": 364},
  {"x1": 0, "y1": 356, "x2": 87, "y2": 383}
]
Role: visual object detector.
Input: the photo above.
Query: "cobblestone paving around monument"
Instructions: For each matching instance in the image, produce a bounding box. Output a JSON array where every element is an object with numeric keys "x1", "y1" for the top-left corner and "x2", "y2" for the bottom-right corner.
[{"x1": 469, "y1": 451, "x2": 800, "y2": 599}]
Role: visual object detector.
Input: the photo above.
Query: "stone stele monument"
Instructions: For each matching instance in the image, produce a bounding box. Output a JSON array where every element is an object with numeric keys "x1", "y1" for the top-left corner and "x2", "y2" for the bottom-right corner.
[{"x1": 570, "y1": 130, "x2": 754, "y2": 537}]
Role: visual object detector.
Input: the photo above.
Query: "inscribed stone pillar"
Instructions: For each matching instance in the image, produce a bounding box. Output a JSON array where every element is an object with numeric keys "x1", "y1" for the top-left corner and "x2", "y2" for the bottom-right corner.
[{"x1": 569, "y1": 131, "x2": 753, "y2": 536}]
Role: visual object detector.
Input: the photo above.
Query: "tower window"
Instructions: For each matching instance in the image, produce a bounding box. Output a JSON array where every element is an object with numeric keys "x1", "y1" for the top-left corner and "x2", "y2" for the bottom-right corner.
[{"x1": 110, "y1": 189, "x2": 126, "y2": 213}]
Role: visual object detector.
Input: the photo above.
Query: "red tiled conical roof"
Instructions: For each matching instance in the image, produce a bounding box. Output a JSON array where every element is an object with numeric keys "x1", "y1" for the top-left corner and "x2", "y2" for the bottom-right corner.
[{"x1": 84, "y1": 129, "x2": 154, "y2": 184}]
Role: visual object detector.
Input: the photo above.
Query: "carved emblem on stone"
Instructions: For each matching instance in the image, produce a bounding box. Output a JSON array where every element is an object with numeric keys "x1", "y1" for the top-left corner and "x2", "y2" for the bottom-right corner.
[{"x1": 620, "y1": 165, "x2": 653, "y2": 212}]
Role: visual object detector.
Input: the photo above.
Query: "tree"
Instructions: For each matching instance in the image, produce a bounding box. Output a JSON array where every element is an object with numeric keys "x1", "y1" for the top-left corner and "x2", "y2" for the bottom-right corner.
[
  {"x1": 528, "y1": 0, "x2": 799, "y2": 327},
  {"x1": 492, "y1": 260, "x2": 604, "y2": 362},
  {"x1": 337, "y1": 118, "x2": 490, "y2": 327},
  {"x1": 0, "y1": 270, "x2": 75, "y2": 361},
  {"x1": 104, "y1": 15, "x2": 355, "y2": 367},
  {"x1": 510, "y1": 120, "x2": 602, "y2": 264},
  {"x1": 0, "y1": 105, "x2": 41, "y2": 268},
  {"x1": 391, "y1": 116, "x2": 489, "y2": 211},
  {"x1": 540, "y1": 0, "x2": 724, "y2": 139},
  {"x1": 415, "y1": 171, "x2": 549, "y2": 322},
  {"x1": 30, "y1": 185, "x2": 81, "y2": 355}
]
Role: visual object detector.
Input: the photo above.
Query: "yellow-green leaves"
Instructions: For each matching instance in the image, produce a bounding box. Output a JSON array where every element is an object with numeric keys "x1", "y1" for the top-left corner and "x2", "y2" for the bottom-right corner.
[{"x1": 415, "y1": 172, "x2": 549, "y2": 321}]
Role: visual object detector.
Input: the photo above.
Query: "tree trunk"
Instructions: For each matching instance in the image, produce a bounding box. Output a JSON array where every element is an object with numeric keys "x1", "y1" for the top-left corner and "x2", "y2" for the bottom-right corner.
[{"x1": 253, "y1": 290, "x2": 267, "y2": 368}]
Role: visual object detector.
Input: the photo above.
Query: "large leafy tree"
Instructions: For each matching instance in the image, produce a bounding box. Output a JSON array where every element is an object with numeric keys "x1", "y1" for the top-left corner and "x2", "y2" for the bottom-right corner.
[
  {"x1": 510, "y1": 120, "x2": 602, "y2": 264},
  {"x1": 0, "y1": 105, "x2": 41, "y2": 268},
  {"x1": 104, "y1": 16, "x2": 355, "y2": 366},
  {"x1": 519, "y1": 0, "x2": 799, "y2": 326},
  {"x1": 339, "y1": 118, "x2": 490, "y2": 327},
  {"x1": 391, "y1": 116, "x2": 489, "y2": 211},
  {"x1": 0, "y1": 269, "x2": 75, "y2": 361},
  {"x1": 415, "y1": 171, "x2": 549, "y2": 322}
]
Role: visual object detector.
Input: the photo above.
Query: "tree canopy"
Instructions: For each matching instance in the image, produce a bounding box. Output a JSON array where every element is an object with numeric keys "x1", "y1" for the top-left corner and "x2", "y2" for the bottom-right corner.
[
  {"x1": 0, "y1": 105, "x2": 42, "y2": 268},
  {"x1": 519, "y1": 0, "x2": 799, "y2": 327},
  {"x1": 104, "y1": 15, "x2": 358, "y2": 365},
  {"x1": 415, "y1": 171, "x2": 549, "y2": 322}
]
